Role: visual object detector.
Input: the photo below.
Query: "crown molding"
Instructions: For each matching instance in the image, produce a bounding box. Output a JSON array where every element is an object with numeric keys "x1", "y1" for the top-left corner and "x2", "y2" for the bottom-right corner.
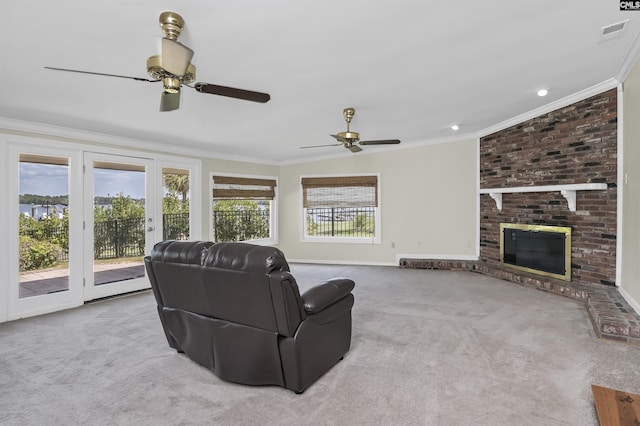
[
  {"x1": 1, "y1": 74, "x2": 628, "y2": 168},
  {"x1": 476, "y1": 78, "x2": 620, "y2": 139},
  {"x1": 280, "y1": 134, "x2": 475, "y2": 166},
  {"x1": 617, "y1": 30, "x2": 640, "y2": 83},
  {"x1": 0, "y1": 116, "x2": 281, "y2": 166}
]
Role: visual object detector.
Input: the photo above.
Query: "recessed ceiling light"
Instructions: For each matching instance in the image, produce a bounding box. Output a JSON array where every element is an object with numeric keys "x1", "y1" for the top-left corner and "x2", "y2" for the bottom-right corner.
[
  {"x1": 537, "y1": 89, "x2": 548, "y2": 97},
  {"x1": 451, "y1": 124, "x2": 460, "y2": 131}
]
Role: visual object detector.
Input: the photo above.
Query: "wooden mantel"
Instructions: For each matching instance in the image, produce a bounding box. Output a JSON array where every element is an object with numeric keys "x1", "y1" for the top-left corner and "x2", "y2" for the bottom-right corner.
[{"x1": 479, "y1": 183, "x2": 608, "y2": 212}]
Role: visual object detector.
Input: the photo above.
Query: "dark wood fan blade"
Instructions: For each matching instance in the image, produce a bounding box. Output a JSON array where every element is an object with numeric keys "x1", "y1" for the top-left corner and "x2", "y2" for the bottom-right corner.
[
  {"x1": 160, "y1": 91, "x2": 181, "y2": 112},
  {"x1": 359, "y1": 139, "x2": 401, "y2": 145},
  {"x1": 194, "y1": 82, "x2": 270, "y2": 103},
  {"x1": 44, "y1": 67, "x2": 158, "y2": 82},
  {"x1": 348, "y1": 145, "x2": 363, "y2": 153},
  {"x1": 300, "y1": 143, "x2": 343, "y2": 149}
]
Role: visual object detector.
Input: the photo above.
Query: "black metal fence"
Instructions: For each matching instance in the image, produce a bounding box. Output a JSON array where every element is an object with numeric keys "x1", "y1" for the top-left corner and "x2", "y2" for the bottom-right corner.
[
  {"x1": 20, "y1": 213, "x2": 191, "y2": 261},
  {"x1": 94, "y1": 217, "x2": 145, "y2": 259},
  {"x1": 306, "y1": 207, "x2": 375, "y2": 237},
  {"x1": 163, "y1": 213, "x2": 190, "y2": 241}
]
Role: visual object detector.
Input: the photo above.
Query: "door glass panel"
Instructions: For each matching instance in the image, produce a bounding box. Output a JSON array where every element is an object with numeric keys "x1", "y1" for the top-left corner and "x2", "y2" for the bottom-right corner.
[
  {"x1": 19, "y1": 155, "x2": 70, "y2": 298},
  {"x1": 93, "y1": 161, "x2": 146, "y2": 285},
  {"x1": 162, "y1": 168, "x2": 190, "y2": 240}
]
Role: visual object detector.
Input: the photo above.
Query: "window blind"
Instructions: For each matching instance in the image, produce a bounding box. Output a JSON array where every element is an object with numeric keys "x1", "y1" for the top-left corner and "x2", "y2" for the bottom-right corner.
[
  {"x1": 212, "y1": 175, "x2": 277, "y2": 200},
  {"x1": 301, "y1": 175, "x2": 378, "y2": 208}
]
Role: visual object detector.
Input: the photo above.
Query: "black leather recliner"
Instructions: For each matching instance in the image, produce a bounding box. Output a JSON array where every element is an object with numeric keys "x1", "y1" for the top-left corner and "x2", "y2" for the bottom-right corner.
[{"x1": 144, "y1": 240, "x2": 355, "y2": 393}]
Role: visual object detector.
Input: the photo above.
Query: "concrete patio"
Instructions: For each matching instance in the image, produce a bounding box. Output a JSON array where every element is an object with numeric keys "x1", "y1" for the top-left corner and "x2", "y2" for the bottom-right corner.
[{"x1": 19, "y1": 262, "x2": 145, "y2": 298}]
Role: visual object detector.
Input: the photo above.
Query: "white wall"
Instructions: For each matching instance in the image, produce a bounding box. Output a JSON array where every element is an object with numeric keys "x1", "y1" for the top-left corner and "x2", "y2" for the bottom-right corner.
[
  {"x1": 278, "y1": 139, "x2": 478, "y2": 264},
  {"x1": 621, "y1": 59, "x2": 640, "y2": 312}
]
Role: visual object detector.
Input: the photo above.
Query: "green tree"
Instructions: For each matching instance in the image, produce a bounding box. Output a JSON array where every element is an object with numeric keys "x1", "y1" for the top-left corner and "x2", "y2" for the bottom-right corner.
[
  {"x1": 213, "y1": 200, "x2": 269, "y2": 242},
  {"x1": 19, "y1": 194, "x2": 68, "y2": 205},
  {"x1": 163, "y1": 192, "x2": 189, "y2": 214},
  {"x1": 163, "y1": 193, "x2": 190, "y2": 240},
  {"x1": 19, "y1": 236, "x2": 62, "y2": 271},
  {"x1": 164, "y1": 173, "x2": 190, "y2": 203},
  {"x1": 18, "y1": 208, "x2": 69, "y2": 271}
]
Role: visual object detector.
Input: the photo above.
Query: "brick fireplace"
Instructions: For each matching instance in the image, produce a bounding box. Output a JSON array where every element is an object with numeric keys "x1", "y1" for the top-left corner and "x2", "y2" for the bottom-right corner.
[
  {"x1": 400, "y1": 88, "x2": 640, "y2": 344},
  {"x1": 478, "y1": 88, "x2": 618, "y2": 287}
]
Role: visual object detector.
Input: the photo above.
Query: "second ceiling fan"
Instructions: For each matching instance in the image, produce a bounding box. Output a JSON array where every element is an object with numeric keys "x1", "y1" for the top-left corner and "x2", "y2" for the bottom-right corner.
[
  {"x1": 301, "y1": 108, "x2": 401, "y2": 153},
  {"x1": 45, "y1": 11, "x2": 270, "y2": 111}
]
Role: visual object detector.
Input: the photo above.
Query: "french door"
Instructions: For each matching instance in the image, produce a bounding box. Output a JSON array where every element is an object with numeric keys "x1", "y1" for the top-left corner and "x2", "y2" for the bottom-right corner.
[
  {"x1": 8, "y1": 145, "x2": 83, "y2": 319},
  {"x1": 82, "y1": 153, "x2": 157, "y2": 301},
  {"x1": 5, "y1": 139, "x2": 200, "y2": 321}
]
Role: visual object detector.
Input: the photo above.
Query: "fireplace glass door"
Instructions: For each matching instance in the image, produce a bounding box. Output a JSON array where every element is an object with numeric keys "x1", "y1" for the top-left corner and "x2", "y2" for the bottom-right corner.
[{"x1": 500, "y1": 223, "x2": 571, "y2": 281}]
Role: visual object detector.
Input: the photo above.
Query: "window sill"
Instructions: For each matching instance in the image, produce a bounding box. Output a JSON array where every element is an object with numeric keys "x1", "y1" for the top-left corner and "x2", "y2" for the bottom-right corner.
[{"x1": 240, "y1": 237, "x2": 278, "y2": 246}]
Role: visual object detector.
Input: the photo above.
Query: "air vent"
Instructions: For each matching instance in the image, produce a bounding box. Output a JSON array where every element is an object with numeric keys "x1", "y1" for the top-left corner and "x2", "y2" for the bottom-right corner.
[{"x1": 600, "y1": 20, "x2": 628, "y2": 41}]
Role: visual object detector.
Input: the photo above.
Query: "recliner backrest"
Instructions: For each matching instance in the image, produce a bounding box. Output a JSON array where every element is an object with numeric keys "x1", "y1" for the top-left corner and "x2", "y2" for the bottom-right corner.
[
  {"x1": 146, "y1": 241, "x2": 305, "y2": 336},
  {"x1": 202, "y1": 242, "x2": 290, "y2": 273}
]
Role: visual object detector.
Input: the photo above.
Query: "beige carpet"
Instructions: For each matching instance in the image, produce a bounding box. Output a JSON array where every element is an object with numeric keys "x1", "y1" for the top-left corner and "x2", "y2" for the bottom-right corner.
[{"x1": 1, "y1": 264, "x2": 639, "y2": 425}]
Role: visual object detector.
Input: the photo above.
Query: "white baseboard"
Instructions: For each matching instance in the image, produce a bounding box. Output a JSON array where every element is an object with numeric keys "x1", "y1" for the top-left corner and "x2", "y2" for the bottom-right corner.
[
  {"x1": 289, "y1": 254, "x2": 479, "y2": 267},
  {"x1": 618, "y1": 286, "x2": 640, "y2": 316},
  {"x1": 288, "y1": 258, "x2": 397, "y2": 267}
]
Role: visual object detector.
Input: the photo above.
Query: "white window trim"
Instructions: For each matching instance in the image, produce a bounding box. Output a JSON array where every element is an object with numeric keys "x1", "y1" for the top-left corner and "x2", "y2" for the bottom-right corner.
[
  {"x1": 300, "y1": 173, "x2": 382, "y2": 245},
  {"x1": 209, "y1": 172, "x2": 278, "y2": 246},
  {"x1": 0, "y1": 141, "x2": 8, "y2": 322}
]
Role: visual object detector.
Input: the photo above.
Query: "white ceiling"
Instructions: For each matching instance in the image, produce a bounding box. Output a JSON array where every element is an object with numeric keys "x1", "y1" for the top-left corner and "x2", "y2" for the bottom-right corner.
[{"x1": 2, "y1": 1, "x2": 638, "y2": 164}]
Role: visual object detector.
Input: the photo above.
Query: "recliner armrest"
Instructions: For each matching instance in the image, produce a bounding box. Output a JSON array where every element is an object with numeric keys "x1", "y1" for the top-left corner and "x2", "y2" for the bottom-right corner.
[{"x1": 301, "y1": 278, "x2": 355, "y2": 314}]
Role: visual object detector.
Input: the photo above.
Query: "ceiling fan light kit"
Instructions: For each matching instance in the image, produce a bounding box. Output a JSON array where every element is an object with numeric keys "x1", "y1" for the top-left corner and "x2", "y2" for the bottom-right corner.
[{"x1": 44, "y1": 11, "x2": 270, "y2": 111}]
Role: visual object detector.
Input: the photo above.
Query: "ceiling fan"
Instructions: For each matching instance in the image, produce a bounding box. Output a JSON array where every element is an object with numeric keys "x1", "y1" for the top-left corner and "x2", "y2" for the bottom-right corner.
[
  {"x1": 45, "y1": 11, "x2": 270, "y2": 112},
  {"x1": 301, "y1": 108, "x2": 401, "y2": 153}
]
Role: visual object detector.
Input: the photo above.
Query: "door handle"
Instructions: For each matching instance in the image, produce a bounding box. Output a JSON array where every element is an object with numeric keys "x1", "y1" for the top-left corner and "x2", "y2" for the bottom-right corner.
[{"x1": 147, "y1": 226, "x2": 155, "y2": 232}]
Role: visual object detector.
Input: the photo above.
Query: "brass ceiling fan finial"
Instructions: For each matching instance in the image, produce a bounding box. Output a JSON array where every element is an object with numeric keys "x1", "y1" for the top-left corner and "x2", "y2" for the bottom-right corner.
[
  {"x1": 159, "y1": 11, "x2": 185, "y2": 41},
  {"x1": 343, "y1": 107, "x2": 355, "y2": 133},
  {"x1": 343, "y1": 107, "x2": 355, "y2": 123}
]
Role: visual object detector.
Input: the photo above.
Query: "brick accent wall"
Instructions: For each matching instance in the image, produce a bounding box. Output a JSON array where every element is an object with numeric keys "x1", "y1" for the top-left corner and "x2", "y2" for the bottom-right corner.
[{"x1": 479, "y1": 89, "x2": 618, "y2": 286}]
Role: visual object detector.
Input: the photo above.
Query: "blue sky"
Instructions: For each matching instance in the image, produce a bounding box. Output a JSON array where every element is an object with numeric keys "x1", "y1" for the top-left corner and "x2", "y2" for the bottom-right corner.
[{"x1": 20, "y1": 163, "x2": 146, "y2": 199}]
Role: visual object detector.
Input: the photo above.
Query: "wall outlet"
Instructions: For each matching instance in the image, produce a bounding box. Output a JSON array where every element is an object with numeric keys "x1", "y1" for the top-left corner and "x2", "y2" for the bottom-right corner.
[{"x1": 391, "y1": 242, "x2": 396, "y2": 249}]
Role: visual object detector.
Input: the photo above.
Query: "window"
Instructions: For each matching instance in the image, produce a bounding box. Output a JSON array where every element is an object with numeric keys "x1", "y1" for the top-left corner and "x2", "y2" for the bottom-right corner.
[
  {"x1": 162, "y1": 168, "x2": 190, "y2": 241},
  {"x1": 302, "y1": 175, "x2": 380, "y2": 243},
  {"x1": 18, "y1": 154, "x2": 70, "y2": 298},
  {"x1": 211, "y1": 174, "x2": 277, "y2": 244}
]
